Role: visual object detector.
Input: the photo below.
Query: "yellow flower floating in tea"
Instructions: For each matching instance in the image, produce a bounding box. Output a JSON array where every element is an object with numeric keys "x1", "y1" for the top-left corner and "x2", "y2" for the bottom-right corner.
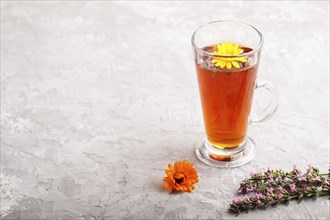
[{"x1": 211, "y1": 42, "x2": 247, "y2": 69}]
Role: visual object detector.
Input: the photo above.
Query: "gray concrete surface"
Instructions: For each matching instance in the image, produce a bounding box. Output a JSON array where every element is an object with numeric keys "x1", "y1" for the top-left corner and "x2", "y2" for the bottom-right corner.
[{"x1": 1, "y1": 1, "x2": 329, "y2": 219}]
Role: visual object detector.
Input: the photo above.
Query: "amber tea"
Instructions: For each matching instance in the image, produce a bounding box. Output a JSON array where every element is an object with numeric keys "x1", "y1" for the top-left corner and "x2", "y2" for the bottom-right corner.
[
  {"x1": 192, "y1": 21, "x2": 277, "y2": 167},
  {"x1": 196, "y1": 45, "x2": 257, "y2": 149}
]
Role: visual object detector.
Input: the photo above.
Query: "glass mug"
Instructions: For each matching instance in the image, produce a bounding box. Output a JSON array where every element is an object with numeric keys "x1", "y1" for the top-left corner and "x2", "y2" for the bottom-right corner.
[{"x1": 192, "y1": 20, "x2": 278, "y2": 168}]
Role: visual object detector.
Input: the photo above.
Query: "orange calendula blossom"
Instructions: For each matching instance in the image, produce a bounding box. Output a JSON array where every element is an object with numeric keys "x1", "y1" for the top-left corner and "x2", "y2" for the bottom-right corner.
[
  {"x1": 163, "y1": 160, "x2": 199, "y2": 193},
  {"x1": 211, "y1": 42, "x2": 248, "y2": 69}
]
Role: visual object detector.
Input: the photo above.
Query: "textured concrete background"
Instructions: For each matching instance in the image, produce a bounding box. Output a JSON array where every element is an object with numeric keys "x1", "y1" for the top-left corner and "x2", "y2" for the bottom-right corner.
[{"x1": 1, "y1": 1, "x2": 329, "y2": 219}]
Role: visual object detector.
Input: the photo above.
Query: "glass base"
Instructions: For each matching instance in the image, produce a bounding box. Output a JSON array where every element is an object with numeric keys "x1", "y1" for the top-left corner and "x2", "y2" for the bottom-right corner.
[{"x1": 195, "y1": 137, "x2": 256, "y2": 168}]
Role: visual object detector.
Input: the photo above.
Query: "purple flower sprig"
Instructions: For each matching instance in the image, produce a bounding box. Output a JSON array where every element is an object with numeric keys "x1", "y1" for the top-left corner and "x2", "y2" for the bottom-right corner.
[{"x1": 229, "y1": 165, "x2": 330, "y2": 215}]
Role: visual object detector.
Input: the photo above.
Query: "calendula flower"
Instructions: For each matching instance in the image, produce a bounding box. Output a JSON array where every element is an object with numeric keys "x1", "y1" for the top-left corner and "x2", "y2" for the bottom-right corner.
[
  {"x1": 211, "y1": 42, "x2": 247, "y2": 69},
  {"x1": 162, "y1": 160, "x2": 199, "y2": 193}
]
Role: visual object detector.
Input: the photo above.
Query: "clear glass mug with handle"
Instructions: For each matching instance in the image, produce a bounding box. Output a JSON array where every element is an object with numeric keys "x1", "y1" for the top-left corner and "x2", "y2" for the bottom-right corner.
[{"x1": 192, "y1": 20, "x2": 278, "y2": 168}]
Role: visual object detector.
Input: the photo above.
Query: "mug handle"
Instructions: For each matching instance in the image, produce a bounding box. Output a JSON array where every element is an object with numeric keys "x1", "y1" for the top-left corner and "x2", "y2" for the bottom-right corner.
[{"x1": 250, "y1": 79, "x2": 278, "y2": 123}]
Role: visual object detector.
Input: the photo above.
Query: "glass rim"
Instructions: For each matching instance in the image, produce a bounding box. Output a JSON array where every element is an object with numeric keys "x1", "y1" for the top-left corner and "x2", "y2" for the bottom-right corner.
[{"x1": 191, "y1": 20, "x2": 264, "y2": 58}]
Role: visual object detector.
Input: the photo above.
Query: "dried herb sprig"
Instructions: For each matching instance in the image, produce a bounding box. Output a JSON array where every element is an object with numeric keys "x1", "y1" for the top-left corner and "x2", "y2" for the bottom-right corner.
[{"x1": 229, "y1": 165, "x2": 330, "y2": 215}]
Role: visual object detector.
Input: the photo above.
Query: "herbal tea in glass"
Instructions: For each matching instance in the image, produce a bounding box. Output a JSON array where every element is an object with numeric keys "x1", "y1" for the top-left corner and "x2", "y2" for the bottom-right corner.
[{"x1": 192, "y1": 21, "x2": 278, "y2": 167}]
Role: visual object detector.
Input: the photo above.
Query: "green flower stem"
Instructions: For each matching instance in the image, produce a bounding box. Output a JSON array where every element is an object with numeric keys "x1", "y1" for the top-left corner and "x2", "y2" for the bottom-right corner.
[{"x1": 229, "y1": 166, "x2": 330, "y2": 215}]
